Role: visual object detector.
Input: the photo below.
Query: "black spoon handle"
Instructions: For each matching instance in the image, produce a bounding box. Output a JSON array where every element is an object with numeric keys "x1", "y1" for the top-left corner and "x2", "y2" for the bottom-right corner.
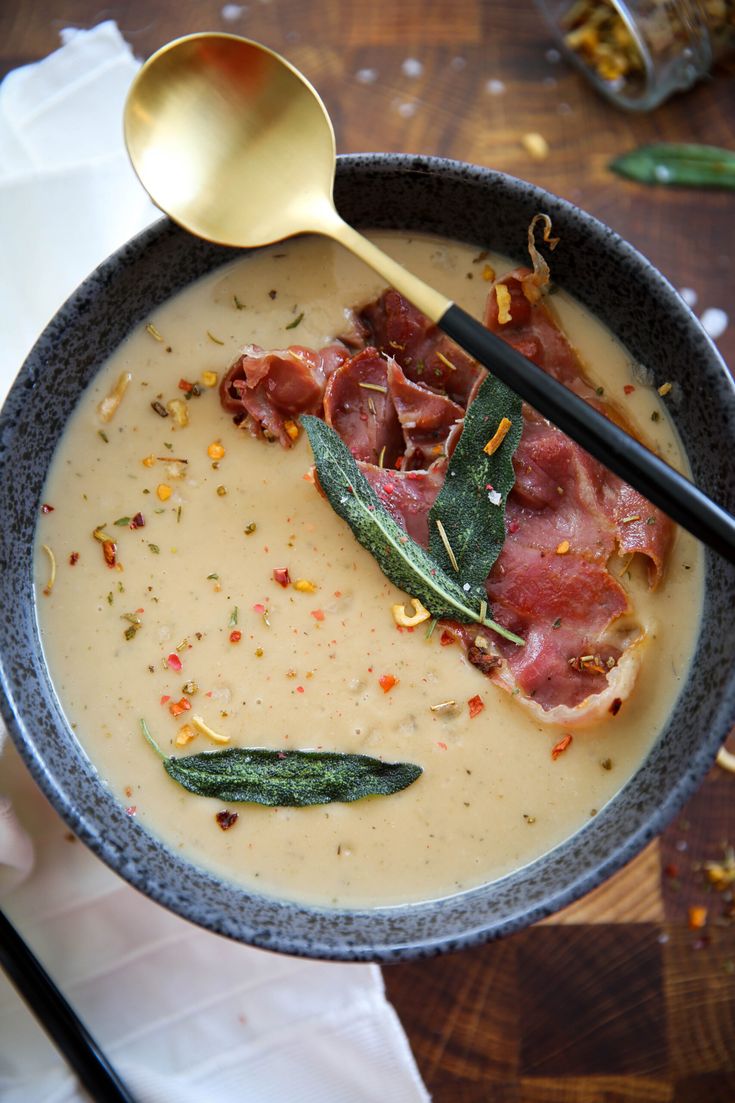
[
  {"x1": 441, "y1": 303, "x2": 735, "y2": 565},
  {"x1": 0, "y1": 909, "x2": 137, "y2": 1103}
]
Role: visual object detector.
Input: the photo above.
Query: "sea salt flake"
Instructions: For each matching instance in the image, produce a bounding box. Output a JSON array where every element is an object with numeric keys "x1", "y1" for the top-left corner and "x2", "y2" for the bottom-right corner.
[
  {"x1": 485, "y1": 78, "x2": 506, "y2": 96},
  {"x1": 356, "y1": 68, "x2": 378, "y2": 84},
  {"x1": 396, "y1": 101, "x2": 417, "y2": 118},
  {"x1": 700, "y1": 307, "x2": 728, "y2": 340},
  {"x1": 221, "y1": 3, "x2": 247, "y2": 19},
  {"x1": 401, "y1": 57, "x2": 423, "y2": 78},
  {"x1": 679, "y1": 287, "x2": 698, "y2": 307}
]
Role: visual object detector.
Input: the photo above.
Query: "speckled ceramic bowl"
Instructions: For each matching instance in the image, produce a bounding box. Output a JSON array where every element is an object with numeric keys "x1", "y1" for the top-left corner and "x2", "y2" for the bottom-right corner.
[{"x1": 1, "y1": 155, "x2": 734, "y2": 961}]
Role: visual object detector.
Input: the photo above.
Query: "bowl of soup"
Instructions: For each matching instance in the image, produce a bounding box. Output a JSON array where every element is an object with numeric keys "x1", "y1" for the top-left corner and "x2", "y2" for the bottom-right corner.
[{"x1": 1, "y1": 154, "x2": 734, "y2": 960}]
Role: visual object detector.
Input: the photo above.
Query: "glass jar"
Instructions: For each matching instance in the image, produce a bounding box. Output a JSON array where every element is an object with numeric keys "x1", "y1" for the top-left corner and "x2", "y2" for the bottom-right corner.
[{"x1": 536, "y1": 0, "x2": 735, "y2": 110}]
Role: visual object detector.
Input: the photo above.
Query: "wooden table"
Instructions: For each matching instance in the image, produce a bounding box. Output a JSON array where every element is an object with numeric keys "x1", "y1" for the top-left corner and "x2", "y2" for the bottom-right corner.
[{"x1": 2, "y1": 2, "x2": 734, "y2": 1099}]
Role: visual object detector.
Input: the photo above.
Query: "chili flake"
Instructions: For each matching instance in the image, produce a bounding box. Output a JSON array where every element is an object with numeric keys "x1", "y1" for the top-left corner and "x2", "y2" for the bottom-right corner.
[
  {"x1": 273, "y1": 567, "x2": 291, "y2": 587},
  {"x1": 551, "y1": 734, "x2": 573, "y2": 760},
  {"x1": 379, "y1": 674, "x2": 398, "y2": 693},
  {"x1": 41, "y1": 503, "x2": 55, "y2": 514},
  {"x1": 166, "y1": 653, "x2": 183, "y2": 672},
  {"x1": 439, "y1": 630, "x2": 455, "y2": 646},
  {"x1": 216, "y1": 810, "x2": 239, "y2": 831},
  {"x1": 623, "y1": 384, "x2": 635, "y2": 395},
  {"x1": 310, "y1": 609, "x2": 325, "y2": 621},
  {"x1": 229, "y1": 630, "x2": 242, "y2": 643},
  {"x1": 69, "y1": 551, "x2": 79, "y2": 566},
  {"x1": 468, "y1": 694, "x2": 484, "y2": 718},
  {"x1": 169, "y1": 697, "x2": 192, "y2": 718},
  {"x1": 293, "y1": 578, "x2": 317, "y2": 593},
  {"x1": 484, "y1": 416, "x2": 512, "y2": 456},
  {"x1": 688, "y1": 905, "x2": 708, "y2": 930},
  {"x1": 208, "y1": 441, "x2": 225, "y2": 460}
]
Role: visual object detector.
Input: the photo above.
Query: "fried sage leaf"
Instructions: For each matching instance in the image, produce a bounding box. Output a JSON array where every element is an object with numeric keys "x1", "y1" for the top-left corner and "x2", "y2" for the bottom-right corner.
[
  {"x1": 428, "y1": 373, "x2": 522, "y2": 586},
  {"x1": 302, "y1": 415, "x2": 523, "y2": 645},
  {"x1": 142, "y1": 720, "x2": 421, "y2": 806},
  {"x1": 610, "y1": 143, "x2": 735, "y2": 189}
]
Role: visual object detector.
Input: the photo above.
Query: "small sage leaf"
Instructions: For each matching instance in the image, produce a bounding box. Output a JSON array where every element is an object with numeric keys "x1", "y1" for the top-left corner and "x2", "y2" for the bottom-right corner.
[
  {"x1": 610, "y1": 143, "x2": 735, "y2": 189},
  {"x1": 428, "y1": 373, "x2": 522, "y2": 585},
  {"x1": 142, "y1": 720, "x2": 421, "y2": 806}
]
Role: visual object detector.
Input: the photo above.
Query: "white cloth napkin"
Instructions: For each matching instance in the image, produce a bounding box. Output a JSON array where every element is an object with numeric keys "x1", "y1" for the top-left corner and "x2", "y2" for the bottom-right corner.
[{"x1": 0, "y1": 23, "x2": 430, "y2": 1103}]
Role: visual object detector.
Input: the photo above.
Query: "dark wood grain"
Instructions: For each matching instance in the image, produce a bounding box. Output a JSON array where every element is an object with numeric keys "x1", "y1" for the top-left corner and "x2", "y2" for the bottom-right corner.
[{"x1": 2, "y1": 1, "x2": 734, "y2": 1099}]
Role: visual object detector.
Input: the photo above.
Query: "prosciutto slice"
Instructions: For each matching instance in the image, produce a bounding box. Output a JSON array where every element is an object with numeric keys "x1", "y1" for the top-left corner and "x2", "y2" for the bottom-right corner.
[
  {"x1": 360, "y1": 289, "x2": 486, "y2": 406},
  {"x1": 220, "y1": 343, "x2": 349, "y2": 447},
  {"x1": 221, "y1": 274, "x2": 674, "y2": 725}
]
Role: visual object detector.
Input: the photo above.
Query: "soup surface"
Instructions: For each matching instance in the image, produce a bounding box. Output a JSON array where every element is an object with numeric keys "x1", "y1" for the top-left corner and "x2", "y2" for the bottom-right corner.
[{"x1": 35, "y1": 233, "x2": 703, "y2": 907}]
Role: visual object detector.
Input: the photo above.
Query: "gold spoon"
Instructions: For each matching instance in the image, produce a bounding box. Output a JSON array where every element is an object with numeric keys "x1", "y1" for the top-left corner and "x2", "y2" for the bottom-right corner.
[{"x1": 124, "y1": 32, "x2": 735, "y2": 563}]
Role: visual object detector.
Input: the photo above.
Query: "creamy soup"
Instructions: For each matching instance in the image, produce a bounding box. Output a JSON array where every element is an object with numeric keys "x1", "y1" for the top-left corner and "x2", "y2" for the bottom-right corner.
[{"x1": 35, "y1": 233, "x2": 703, "y2": 908}]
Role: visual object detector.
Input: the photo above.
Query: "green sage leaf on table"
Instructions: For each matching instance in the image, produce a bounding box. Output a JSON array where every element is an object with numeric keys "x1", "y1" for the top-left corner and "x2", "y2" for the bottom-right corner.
[
  {"x1": 610, "y1": 143, "x2": 735, "y2": 189},
  {"x1": 302, "y1": 415, "x2": 524, "y2": 645},
  {"x1": 141, "y1": 720, "x2": 422, "y2": 805},
  {"x1": 428, "y1": 373, "x2": 522, "y2": 586}
]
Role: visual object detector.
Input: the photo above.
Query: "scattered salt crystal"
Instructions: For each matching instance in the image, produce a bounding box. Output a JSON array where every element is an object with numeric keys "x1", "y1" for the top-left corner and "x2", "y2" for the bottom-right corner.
[
  {"x1": 679, "y1": 287, "x2": 697, "y2": 307},
  {"x1": 396, "y1": 101, "x2": 417, "y2": 118},
  {"x1": 654, "y1": 164, "x2": 672, "y2": 183},
  {"x1": 700, "y1": 307, "x2": 728, "y2": 340},
  {"x1": 546, "y1": 48, "x2": 561, "y2": 63},
  {"x1": 221, "y1": 3, "x2": 247, "y2": 19},
  {"x1": 401, "y1": 57, "x2": 423, "y2": 78},
  {"x1": 485, "y1": 78, "x2": 506, "y2": 95},
  {"x1": 487, "y1": 489, "x2": 502, "y2": 506},
  {"x1": 557, "y1": 102, "x2": 572, "y2": 115},
  {"x1": 356, "y1": 68, "x2": 378, "y2": 84},
  {"x1": 463, "y1": 583, "x2": 471, "y2": 591},
  {"x1": 450, "y1": 56, "x2": 466, "y2": 71}
]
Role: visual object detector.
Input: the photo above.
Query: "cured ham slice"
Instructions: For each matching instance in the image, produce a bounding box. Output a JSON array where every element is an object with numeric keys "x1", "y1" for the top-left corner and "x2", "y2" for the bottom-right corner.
[
  {"x1": 359, "y1": 289, "x2": 486, "y2": 406},
  {"x1": 221, "y1": 266, "x2": 674, "y2": 725},
  {"x1": 220, "y1": 343, "x2": 349, "y2": 447},
  {"x1": 323, "y1": 348, "x2": 404, "y2": 467},
  {"x1": 386, "y1": 361, "x2": 464, "y2": 469},
  {"x1": 359, "y1": 462, "x2": 444, "y2": 547},
  {"x1": 486, "y1": 270, "x2": 673, "y2": 585}
]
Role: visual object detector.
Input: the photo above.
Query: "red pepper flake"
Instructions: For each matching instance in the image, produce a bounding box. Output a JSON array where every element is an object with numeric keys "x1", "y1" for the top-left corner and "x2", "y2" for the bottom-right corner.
[
  {"x1": 439, "y1": 630, "x2": 455, "y2": 646},
  {"x1": 125, "y1": 806, "x2": 137, "y2": 816},
  {"x1": 382, "y1": 482, "x2": 394, "y2": 495},
  {"x1": 394, "y1": 456, "x2": 404, "y2": 469},
  {"x1": 166, "y1": 653, "x2": 183, "y2": 672},
  {"x1": 310, "y1": 609, "x2": 325, "y2": 622},
  {"x1": 253, "y1": 603, "x2": 265, "y2": 614},
  {"x1": 623, "y1": 384, "x2": 636, "y2": 395},
  {"x1": 379, "y1": 674, "x2": 398, "y2": 693},
  {"x1": 437, "y1": 741, "x2": 448, "y2": 750},
  {"x1": 273, "y1": 567, "x2": 291, "y2": 587},
  {"x1": 508, "y1": 519, "x2": 520, "y2": 534},
  {"x1": 169, "y1": 697, "x2": 192, "y2": 717},
  {"x1": 551, "y1": 733, "x2": 573, "y2": 760},
  {"x1": 160, "y1": 695, "x2": 171, "y2": 705},
  {"x1": 216, "y1": 810, "x2": 238, "y2": 831},
  {"x1": 229, "y1": 630, "x2": 242, "y2": 643},
  {"x1": 609, "y1": 696, "x2": 622, "y2": 716},
  {"x1": 178, "y1": 378, "x2": 194, "y2": 392},
  {"x1": 296, "y1": 685, "x2": 305, "y2": 694},
  {"x1": 664, "y1": 863, "x2": 679, "y2": 878},
  {"x1": 41, "y1": 503, "x2": 55, "y2": 514},
  {"x1": 69, "y1": 552, "x2": 79, "y2": 566},
  {"x1": 468, "y1": 694, "x2": 484, "y2": 718},
  {"x1": 130, "y1": 512, "x2": 145, "y2": 529},
  {"x1": 102, "y1": 540, "x2": 117, "y2": 568}
]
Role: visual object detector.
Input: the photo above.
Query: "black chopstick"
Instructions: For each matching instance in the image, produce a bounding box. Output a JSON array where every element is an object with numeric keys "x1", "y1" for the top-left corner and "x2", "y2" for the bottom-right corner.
[
  {"x1": 0, "y1": 909, "x2": 137, "y2": 1102},
  {"x1": 441, "y1": 303, "x2": 735, "y2": 565}
]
